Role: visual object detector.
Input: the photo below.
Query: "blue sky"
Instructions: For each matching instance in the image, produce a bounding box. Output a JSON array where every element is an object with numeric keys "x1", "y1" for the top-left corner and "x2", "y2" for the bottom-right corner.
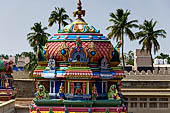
[{"x1": 0, "y1": 0, "x2": 169, "y2": 56}]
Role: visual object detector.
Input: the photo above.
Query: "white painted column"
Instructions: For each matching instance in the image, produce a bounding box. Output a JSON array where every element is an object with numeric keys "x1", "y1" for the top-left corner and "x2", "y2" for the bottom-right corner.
[
  {"x1": 53, "y1": 80, "x2": 56, "y2": 93},
  {"x1": 102, "y1": 81, "x2": 103, "y2": 93},
  {"x1": 50, "y1": 80, "x2": 52, "y2": 93},
  {"x1": 50, "y1": 80, "x2": 55, "y2": 93}
]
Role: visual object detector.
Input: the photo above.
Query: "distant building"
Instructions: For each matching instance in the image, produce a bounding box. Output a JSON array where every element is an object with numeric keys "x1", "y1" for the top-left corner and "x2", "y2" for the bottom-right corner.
[
  {"x1": 8, "y1": 56, "x2": 16, "y2": 65},
  {"x1": 134, "y1": 49, "x2": 152, "y2": 71},
  {"x1": 154, "y1": 58, "x2": 170, "y2": 71},
  {"x1": 16, "y1": 55, "x2": 30, "y2": 68}
]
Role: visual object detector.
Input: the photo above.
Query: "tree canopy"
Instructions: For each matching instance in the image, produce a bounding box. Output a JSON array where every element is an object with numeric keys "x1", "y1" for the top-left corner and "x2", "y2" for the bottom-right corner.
[
  {"x1": 136, "y1": 19, "x2": 166, "y2": 70},
  {"x1": 27, "y1": 22, "x2": 51, "y2": 52},
  {"x1": 48, "y1": 7, "x2": 72, "y2": 30},
  {"x1": 106, "y1": 9, "x2": 138, "y2": 69}
]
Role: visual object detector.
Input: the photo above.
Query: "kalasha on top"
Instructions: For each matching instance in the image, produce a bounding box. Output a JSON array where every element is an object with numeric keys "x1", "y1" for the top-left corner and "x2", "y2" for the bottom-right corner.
[{"x1": 30, "y1": 0, "x2": 127, "y2": 113}]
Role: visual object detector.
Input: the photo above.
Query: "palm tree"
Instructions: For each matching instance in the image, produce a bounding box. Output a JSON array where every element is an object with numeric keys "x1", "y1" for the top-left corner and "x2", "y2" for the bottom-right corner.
[
  {"x1": 48, "y1": 7, "x2": 72, "y2": 30},
  {"x1": 135, "y1": 19, "x2": 166, "y2": 71},
  {"x1": 27, "y1": 22, "x2": 51, "y2": 52},
  {"x1": 106, "y1": 9, "x2": 138, "y2": 69}
]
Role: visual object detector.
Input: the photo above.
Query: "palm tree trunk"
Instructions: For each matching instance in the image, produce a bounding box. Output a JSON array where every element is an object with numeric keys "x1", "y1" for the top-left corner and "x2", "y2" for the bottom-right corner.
[
  {"x1": 121, "y1": 31, "x2": 125, "y2": 70},
  {"x1": 59, "y1": 22, "x2": 61, "y2": 30},
  {"x1": 149, "y1": 49, "x2": 154, "y2": 72}
]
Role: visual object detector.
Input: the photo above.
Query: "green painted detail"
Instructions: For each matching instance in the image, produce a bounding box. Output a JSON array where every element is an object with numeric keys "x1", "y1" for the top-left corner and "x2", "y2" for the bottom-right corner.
[
  {"x1": 86, "y1": 82, "x2": 89, "y2": 94},
  {"x1": 88, "y1": 63, "x2": 98, "y2": 65},
  {"x1": 90, "y1": 67, "x2": 100, "y2": 70},
  {"x1": 111, "y1": 67, "x2": 122, "y2": 70},
  {"x1": 68, "y1": 66, "x2": 91, "y2": 70},
  {"x1": 57, "y1": 62, "x2": 69, "y2": 65},
  {"x1": 5, "y1": 74, "x2": 13, "y2": 78},
  {"x1": 33, "y1": 99, "x2": 122, "y2": 107},
  {"x1": 35, "y1": 66, "x2": 46, "y2": 70},
  {"x1": 34, "y1": 77, "x2": 44, "y2": 79},
  {"x1": 56, "y1": 67, "x2": 68, "y2": 70}
]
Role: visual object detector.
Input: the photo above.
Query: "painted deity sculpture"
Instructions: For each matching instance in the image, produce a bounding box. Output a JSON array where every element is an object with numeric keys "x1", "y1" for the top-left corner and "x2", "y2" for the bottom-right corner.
[
  {"x1": 35, "y1": 82, "x2": 49, "y2": 100},
  {"x1": 75, "y1": 83, "x2": 82, "y2": 95},
  {"x1": 108, "y1": 85, "x2": 120, "y2": 100},
  {"x1": 92, "y1": 84, "x2": 98, "y2": 101},
  {"x1": 36, "y1": 41, "x2": 47, "y2": 61},
  {"x1": 59, "y1": 83, "x2": 65, "y2": 100},
  {"x1": 48, "y1": 108, "x2": 54, "y2": 113}
]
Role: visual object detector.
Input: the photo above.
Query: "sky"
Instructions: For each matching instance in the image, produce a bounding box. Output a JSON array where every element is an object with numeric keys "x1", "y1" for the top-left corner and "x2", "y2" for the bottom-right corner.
[{"x1": 0, "y1": 0, "x2": 169, "y2": 56}]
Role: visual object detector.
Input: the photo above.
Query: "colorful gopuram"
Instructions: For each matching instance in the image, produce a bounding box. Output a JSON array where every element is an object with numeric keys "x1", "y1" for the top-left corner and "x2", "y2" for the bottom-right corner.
[
  {"x1": 0, "y1": 58, "x2": 17, "y2": 101},
  {"x1": 30, "y1": 0, "x2": 126, "y2": 113}
]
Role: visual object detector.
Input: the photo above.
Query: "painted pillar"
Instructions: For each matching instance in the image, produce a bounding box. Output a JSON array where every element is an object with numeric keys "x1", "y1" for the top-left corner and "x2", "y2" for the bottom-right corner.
[
  {"x1": 86, "y1": 82, "x2": 89, "y2": 94},
  {"x1": 70, "y1": 82, "x2": 74, "y2": 94},
  {"x1": 68, "y1": 81, "x2": 70, "y2": 93},
  {"x1": 102, "y1": 81, "x2": 104, "y2": 93},
  {"x1": 105, "y1": 81, "x2": 108, "y2": 93},
  {"x1": 50, "y1": 80, "x2": 52, "y2": 93},
  {"x1": 82, "y1": 82, "x2": 86, "y2": 95},
  {"x1": 50, "y1": 80, "x2": 55, "y2": 93},
  {"x1": 53, "y1": 80, "x2": 56, "y2": 93},
  {"x1": 65, "y1": 81, "x2": 67, "y2": 93}
]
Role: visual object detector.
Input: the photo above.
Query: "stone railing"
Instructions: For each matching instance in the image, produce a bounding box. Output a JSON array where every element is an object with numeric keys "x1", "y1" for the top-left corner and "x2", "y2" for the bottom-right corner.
[{"x1": 0, "y1": 100, "x2": 15, "y2": 113}]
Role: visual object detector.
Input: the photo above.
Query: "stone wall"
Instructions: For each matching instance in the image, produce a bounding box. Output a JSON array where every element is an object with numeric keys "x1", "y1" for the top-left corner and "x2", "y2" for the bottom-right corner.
[{"x1": 13, "y1": 79, "x2": 36, "y2": 98}]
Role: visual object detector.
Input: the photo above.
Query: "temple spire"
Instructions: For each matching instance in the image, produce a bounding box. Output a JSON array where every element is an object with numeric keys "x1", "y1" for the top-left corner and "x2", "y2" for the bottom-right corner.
[{"x1": 73, "y1": 0, "x2": 85, "y2": 21}]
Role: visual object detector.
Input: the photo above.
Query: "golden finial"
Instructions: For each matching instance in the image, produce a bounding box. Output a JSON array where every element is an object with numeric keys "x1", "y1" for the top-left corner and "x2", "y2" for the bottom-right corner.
[{"x1": 73, "y1": 0, "x2": 85, "y2": 20}]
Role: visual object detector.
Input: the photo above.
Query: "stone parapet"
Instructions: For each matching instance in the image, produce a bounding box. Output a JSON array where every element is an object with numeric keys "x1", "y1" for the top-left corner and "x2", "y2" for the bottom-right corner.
[
  {"x1": 125, "y1": 70, "x2": 170, "y2": 76},
  {"x1": 0, "y1": 100, "x2": 15, "y2": 113}
]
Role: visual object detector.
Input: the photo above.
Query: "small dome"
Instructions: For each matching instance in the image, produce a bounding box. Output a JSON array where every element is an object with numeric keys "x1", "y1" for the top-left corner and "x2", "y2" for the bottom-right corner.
[{"x1": 59, "y1": 19, "x2": 100, "y2": 33}]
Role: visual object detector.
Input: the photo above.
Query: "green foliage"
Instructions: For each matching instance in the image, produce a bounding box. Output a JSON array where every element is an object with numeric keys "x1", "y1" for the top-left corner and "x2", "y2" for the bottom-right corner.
[
  {"x1": 0, "y1": 54, "x2": 9, "y2": 59},
  {"x1": 15, "y1": 54, "x2": 21, "y2": 65},
  {"x1": 106, "y1": 9, "x2": 138, "y2": 69},
  {"x1": 136, "y1": 19, "x2": 166, "y2": 54},
  {"x1": 27, "y1": 22, "x2": 51, "y2": 52},
  {"x1": 23, "y1": 52, "x2": 38, "y2": 77},
  {"x1": 155, "y1": 53, "x2": 170, "y2": 64},
  {"x1": 125, "y1": 50, "x2": 134, "y2": 65},
  {"x1": 48, "y1": 7, "x2": 72, "y2": 30}
]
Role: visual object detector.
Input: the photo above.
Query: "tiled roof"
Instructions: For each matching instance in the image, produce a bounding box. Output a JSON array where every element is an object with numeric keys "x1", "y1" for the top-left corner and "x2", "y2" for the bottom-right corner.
[{"x1": 47, "y1": 42, "x2": 111, "y2": 62}]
